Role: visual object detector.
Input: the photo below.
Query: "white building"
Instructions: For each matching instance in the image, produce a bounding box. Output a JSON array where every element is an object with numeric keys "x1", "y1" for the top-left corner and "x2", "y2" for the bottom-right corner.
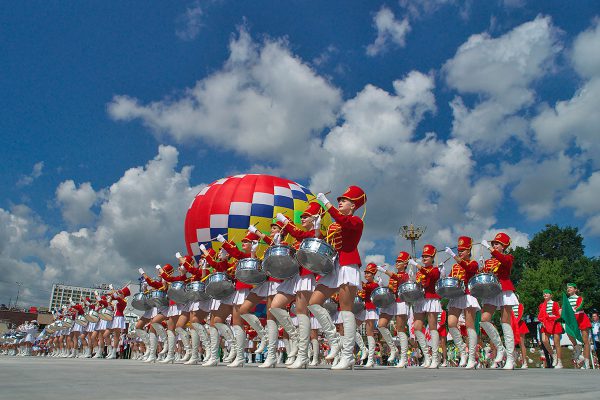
[{"x1": 48, "y1": 283, "x2": 112, "y2": 311}]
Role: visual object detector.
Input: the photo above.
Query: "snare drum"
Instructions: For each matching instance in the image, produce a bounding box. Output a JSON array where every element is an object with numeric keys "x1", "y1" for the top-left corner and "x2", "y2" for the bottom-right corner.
[
  {"x1": 468, "y1": 273, "x2": 501, "y2": 299},
  {"x1": 323, "y1": 298, "x2": 339, "y2": 314},
  {"x1": 75, "y1": 315, "x2": 89, "y2": 327},
  {"x1": 235, "y1": 258, "x2": 267, "y2": 285},
  {"x1": 62, "y1": 317, "x2": 74, "y2": 328},
  {"x1": 85, "y1": 310, "x2": 100, "y2": 323},
  {"x1": 296, "y1": 238, "x2": 337, "y2": 276},
  {"x1": 131, "y1": 292, "x2": 152, "y2": 311},
  {"x1": 435, "y1": 277, "x2": 466, "y2": 299},
  {"x1": 185, "y1": 281, "x2": 211, "y2": 301},
  {"x1": 262, "y1": 245, "x2": 300, "y2": 280},
  {"x1": 167, "y1": 281, "x2": 189, "y2": 304},
  {"x1": 148, "y1": 290, "x2": 169, "y2": 307},
  {"x1": 398, "y1": 282, "x2": 425, "y2": 303},
  {"x1": 98, "y1": 308, "x2": 114, "y2": 321},
  {"x1": 352, "y1": 296, "x2": 365, "y2": 314},
  {"x1": 371, "y1": 287, "x2": 395, "y2": 308},
  {"x1": 205, "y1": 272, "x2": 235, "y2": 300}
]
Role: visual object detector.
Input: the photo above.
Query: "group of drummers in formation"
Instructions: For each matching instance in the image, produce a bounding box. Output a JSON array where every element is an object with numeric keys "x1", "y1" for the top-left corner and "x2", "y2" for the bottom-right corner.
[{"x1": 2, "y1": 186, "x2": 596, "y2": 370}]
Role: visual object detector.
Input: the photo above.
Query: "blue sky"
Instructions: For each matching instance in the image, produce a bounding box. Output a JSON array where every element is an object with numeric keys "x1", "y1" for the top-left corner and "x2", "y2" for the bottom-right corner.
[{"x1": 1, "y1": 1, "x2": 599, "y2": 307}]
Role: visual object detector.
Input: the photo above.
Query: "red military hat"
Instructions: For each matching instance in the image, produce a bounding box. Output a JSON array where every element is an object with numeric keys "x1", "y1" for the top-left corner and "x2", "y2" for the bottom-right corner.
[
  {"x1": 396, "y1": 251, "x2": 410, "y2": 262},
  {"x1": 337, "y1": 185, "x2": 367, "y2": 210},
  {"x1": 242, "y1": 232, "x2": 260, "y2": 242},
  {"x1": 301, "y1": 201, "x2": 322, "y2": 217},
  {"x1": 490, "y1": 232, "x2": 511, "y2": 247},
  {"x1": 118, "y1": 285, "x2": 131, "y2": 297},
  {"x1": 270, "y1": 218, "x2": 285, "y2": 229},
  {"x1": 365, "y1": 263, "x2": 378, "y2": 274},
  {"x1": 180, "y1": 255, "x2": 194, "y2": 266},
  {"x1": 162, "y1": 264, "x2": 174, "y2": 275},
  {"x1": 422, "y1": 244, "x2": 437, "y2": 257},
  {"x1": 457, "y1": 236, "x2": 473, "y2": 251}
]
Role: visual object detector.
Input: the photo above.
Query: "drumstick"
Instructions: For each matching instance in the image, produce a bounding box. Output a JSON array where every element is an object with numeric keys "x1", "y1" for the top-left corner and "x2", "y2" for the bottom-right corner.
[{"x1": 208, "y1": 232, "x2": 229, "y2": 241}]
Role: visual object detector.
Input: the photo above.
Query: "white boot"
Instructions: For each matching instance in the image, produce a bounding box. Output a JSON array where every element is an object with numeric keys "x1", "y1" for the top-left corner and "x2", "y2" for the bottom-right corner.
[
  {"x1": 288, "y1": 314, "x2": 310, "y2": 369},
  {"x1": 202, "y1": 326, "x2": 220, "y2": 367},
  {"x1": 259, "y1": 320, "x2": 278, "y2": 368},
  {"x1": 552, "y1": 349, "x2": 558, "y2": 367},
  {"x1": 184, "y1": 327, "x2": 200, "y2": 365},
  {"x1": 138, "y1": 330, "x2": 151, "y2": 360},
  {"x1": 227, "y1": 325, "x2": 246, "y2": 368},
  {"x1": 242, "y1": 313, "x2": 267, "y2": 354},
  {"x1": 481, "y1": 321, "x2": 505, "y2": 368},
  {"x1": 415, "y1": 330, "x2": 430, "y2": 368},
  {"x1": 310, "y1": 339, "x2": 320, "y2": 366},
  {"x1": 159, "y1": 330, "x2": 176, "y2": 364},
  {"x1": 216, "y1": 323, "x2": 236, "y2": 363},
  {"x1": 501, "y1": 323, "x2": 515, "y2": 370},
  {"x1": 355, "y1": 331, "x2": 368, "y2": 362},
  {"x1": 175, "y1": 327, "x2": 192, "y2": 362},
  {"x1": 270, "y1": 308, "x2": 298, "y2": 362},
  {"x1": 379, "y1": 327, "x2": 398, "y2": 364},
  {"x1": 555, "y1": 358, "x2": 563, "y2": 369},
  {"x1": 450, "y1": 327, "x2": 468, "y2": 367},
  {"x1": 144, "y1": 333, "x2": 158, "y2": 363},
  {"x1": 195, "y1": 323, "x2": 210, "y2": 361},
  {"x1": 331, "y1": 311, "x2": 356, "y2": 370},
  {"x1": 396, "y1": 332, "x2": 409, "y2": 368},
  {"x1": 93, "y1": 346, "x2": 104, "y2": 359},
  {"x1": 308, "y1": 304, "x2": 340, "y2": 361},
  {"x1": 428, "y1": 330, "x2": 440, "y2": 369},
  {"x1": 364, "y1": 336, "x2": 376, "y2": 368},
  {"x1": 465, "y1": 328, "x2": 478, "y2": 369},
  {"x1": 152, "y1": 324, "x2": 168, "y2": 357}
]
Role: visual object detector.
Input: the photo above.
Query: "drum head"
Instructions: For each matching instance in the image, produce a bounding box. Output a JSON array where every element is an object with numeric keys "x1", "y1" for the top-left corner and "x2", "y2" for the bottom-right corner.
[
  {"x1": 205, "y1": 280, "x2": 235, "y2": 300},
  {"x1": 296, "y1": 250, "x2": 335, "y2": 275},
  {"x1": 168, "y1": 286, "x2": 190, "y2": 304}
]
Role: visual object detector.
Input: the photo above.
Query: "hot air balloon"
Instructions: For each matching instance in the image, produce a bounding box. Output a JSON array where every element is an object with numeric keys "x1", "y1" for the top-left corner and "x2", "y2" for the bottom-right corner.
[{"x1": 184, "y1": 174, "x2": 324, "y2": 261}]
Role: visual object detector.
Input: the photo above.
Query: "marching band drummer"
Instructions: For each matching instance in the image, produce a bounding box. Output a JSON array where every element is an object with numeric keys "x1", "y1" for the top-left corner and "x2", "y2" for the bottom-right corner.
[
  {"x1": 67, "y1": 299, "x2": 86, "y2": 358},
  {"x1": 444, "y1": 236, "x2": 481, "y2": 369},
  {"x1": 130, "y1": 279, "x2": 152, "y2": 362},
  {"x1": 178, "y1": 252, "x2": 213, "y2": 365},
  {"x1": 94, "y1": 293, "x2": 112, "y2": 359},
  {"x1": 82, "y1": 297, "x2": 96, "y2": 358},
  {"x1": 376, "y1": 252, "x2": 411, "y2": 368},
  {"x1": 356, "y1": 263, "x2": 380, "y2": 368},
  {"x1": 158, "y1": 263, "x2": 190, "y2": 364},
  {"x1": 217, "y1": 230, "x2": 263, "y2": 368},
  {"x1": 106, "y1": 285, "x2": 130, "y2": 359},
  {"x1": 479, "y1": 232, "x2": 519, "y2": 370},
  {"x1": 409, "y1": 244, "x2": 442, "y2": 369},
  {"x1": 268, "y1": 201, "x2": 322, "y2": 369},
  {"x1": 538, "y1": 290, "x2": 563, "y2": 368},
  {"x1": 566, "y1": 283, "x2": 592, "y2": 369},
  {"x1": 139, "y1": 266, "x2": 171, "y2": 363},
  {"x1": 308, "y1": 186, "x2": 366, "y2": 370}
]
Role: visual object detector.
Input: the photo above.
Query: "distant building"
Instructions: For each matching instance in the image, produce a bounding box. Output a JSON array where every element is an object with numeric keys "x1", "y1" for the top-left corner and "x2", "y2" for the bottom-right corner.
[{"x1": 48, "y1": 283, "x2": 111, "y2": 311}]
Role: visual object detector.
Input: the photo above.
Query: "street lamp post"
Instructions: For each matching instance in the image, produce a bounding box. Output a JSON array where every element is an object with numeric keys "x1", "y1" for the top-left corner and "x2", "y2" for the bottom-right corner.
[
  {"x1": 15, "y1": 282, "x2": 23, "y2": 309},
  {"x1": 399, "y1": 223, "x2": 426, "y2": 281}
]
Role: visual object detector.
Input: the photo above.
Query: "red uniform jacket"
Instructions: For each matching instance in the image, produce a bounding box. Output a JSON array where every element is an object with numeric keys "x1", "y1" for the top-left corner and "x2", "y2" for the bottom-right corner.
[
  {"x1": 221, "y1": 241, "x2": 254, "y2": 290},
  {"x1": 325, "y1": 206, "x2": 363, "y2": 267},
  {"x1": 388, "y1": 271, "x2": 409, "y2": 303},
  {"x1": 416, "y1": 266, "x2": 441, "y2": 299},
  {"x1": 448, "y1": 259, "x2": 479, "y2": 295},
  {"x1": 361, "y1": 281, "x2": 379, "y2": 310},
  {"x1": 483, "y1": 250, "x2": 514, "y2": 291},
  {"x1": 112, "y1": 296, "x2": 127, "y2": 317},
  {"x1": 144, "y1": 276, "x2": 164, "y2": 290},
  {"x1": 537, "y1": 300, "x2": 562, "y2": 334}
]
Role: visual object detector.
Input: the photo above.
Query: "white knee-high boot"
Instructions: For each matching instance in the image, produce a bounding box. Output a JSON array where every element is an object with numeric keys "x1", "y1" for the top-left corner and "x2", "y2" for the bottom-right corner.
[
  {"x1": 175, "y1": 327, "x2": 192, "y2": 362},
  {"x1": 331, "y1": 311, "x2": 356, "y2": 370},
  {"x1": 259, "y1": 320, "x2": 278, "y2": 368},
  {"x1": 310, "y1": 338, "x2": 320, "y2": 366},
  {"x1": 501, "y1": 323, "x2": 515, "y2": 370},
  {"x1": 288, "y1": 314, "x2": 310, "y2": 369},
  {"x1": 379, "y1": 327, "x2": 398, "y2": 364},
  {"x1": 308, "y1": 304, "x2": 340, "y2": 361},
  {"x1": 355, "y1": 331, "x2": 368, "y2": 362},
  {"x1": 202, "y1": 326, "x2": 219, "y2": 367},
  {"x1": 396, "y1": 332, "x2": 409, "y2": 368},
  {"x1": 465, "y1": 328, "x2": 478, "y2": 369},
  {"x1": 270, "y1": 308, "x2": 298, "y2": 362},
  {"x1": 184, "y1": 326, "x2": 200, "y2": 365},
  {"x1": 449, "y1": 327, "x2": 468, "y2": 367},
  {"x1": 152, "y1": 324, "x2": 168, "y2": 356},
  {"x1": 480, "y1": 321, "x2": 505, "y2": 368},
  {"x1": 216, "y1": 323, "x2": 236, "y2": 363},
  {"x1": 159, "y1": 330, "x2": 176, "y2": 364},
  {"x1": 415, "y1": 330, "x2": 431, "y2": 368},
  {"x1": 364, "y1": 336, "x2": 376, "y2": 368},
  {"x1": 242, "y1": 313, "x2": 267, "y2": 354},
  {"x1": 144, "y1": 332, "x2": 158, "y2": 363},
  {"x1": 227, "y1": 325, "x2": 246, "y2": 368},
  {"x1": 428, "y1": 330, "x2": 440, "y2": 369}
]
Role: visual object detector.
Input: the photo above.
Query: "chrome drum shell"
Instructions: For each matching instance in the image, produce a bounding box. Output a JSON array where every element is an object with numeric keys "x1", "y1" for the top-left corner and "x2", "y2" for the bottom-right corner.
[
  {"x1": 148, "y1": 290, "x2": 169, "y2": 308},
  {"x1": 262, "y1": 245, "x2": 300, "y2": 280},
  {"x1": 167, "y1": 281, "x2": 189, "y2": 304},
  {"x1": 75, "y1": 315, "x2": 89, "y2": 327},
  {"x1": 235, "y1": 258, "x2": 267, "y2": 285},
  {"x1": 435, "y1": 277, "x2": 466, "y2": 299},
  {"x1": 205, "y1": 272, "x2": 235, "y2": 300},
  {"x1": 131, "y1": 292, "x2": 152, "y2": 311},
  {"x1": 398, "y1": 282, "x2": 425, "y2": 303},
  {"x1": 296, "y1": 238, "x2": 337, "y2": 276},
  {"x1": 371, "y1": 287, "x2": 395, "y2": 308},
  {"x1": 85, "y1": 310, "x2": 100, "y2": 323},
  {"x1": 98, "y1": 308, "x2": 114, "y2": 321},
  {"x1": 352, "y1": 296, "x2": 365, "y2": 314},
  {"x1": 468, "y1": 273, "x2": 502, "y2": 299},
  {"x1": 185, "y1": 281, "x2": 211, "y2": 301}
]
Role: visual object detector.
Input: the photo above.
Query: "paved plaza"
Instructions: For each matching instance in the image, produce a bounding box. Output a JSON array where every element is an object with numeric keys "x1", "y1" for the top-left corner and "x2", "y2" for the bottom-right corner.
[{"x1": 1, "y1": 357, "x2": 598, "y2": 400}]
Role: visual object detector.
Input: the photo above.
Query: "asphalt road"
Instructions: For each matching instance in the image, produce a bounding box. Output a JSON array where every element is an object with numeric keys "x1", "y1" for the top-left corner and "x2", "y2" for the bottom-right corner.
[{"x1": 1, "y1": 356, "x2": 598, "y2": 400}]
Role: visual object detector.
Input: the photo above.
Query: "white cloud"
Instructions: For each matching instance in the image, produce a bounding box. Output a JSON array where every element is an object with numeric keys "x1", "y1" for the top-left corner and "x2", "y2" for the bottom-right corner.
[
  {"x1": 399, "y1": 0, "x2": 459, "y2": 19},
  {"x1": 108, "y1": 27, "x2": 342, "y2": 175},
  {"x1": 562, "y1": 171, "x2": 600, "y2": 236},
  {"x1": 16, "y1": 161, "x2": 44, "y2": 187},
  {"x1": 572, "y1": 18, "x2": 600, "y2": 79},
  {"x1": 55, "y1": 180, "x2": 98, "y2": 228},
  {"x1": 366, "y1": 6, "x2": 411, "y2": 56},
  {"x1": 444, "y1": 15, "x2": 561, "y2": 150},
  {"x1": 175, "y1": 1, "x2": 203, "y2": 41}
]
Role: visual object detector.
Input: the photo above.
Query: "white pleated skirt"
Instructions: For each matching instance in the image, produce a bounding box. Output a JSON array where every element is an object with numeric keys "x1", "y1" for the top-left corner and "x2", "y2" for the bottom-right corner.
[
  {"x1": 412, "y1": 298, "x2": 442, "y2": 314},
  {"x1": 379, "y1": 301, "x2": 409, "y2": 316},
  {"x1": 252, "y1": 281, "x2": 279, "y2": 297},
  {"x1": 318, "y1": 264, "x2": 361, "y2": 289},
  {"x1": 110, "y1": 316, "x2": 126, "y2": 330},
  {"x1": 483, "y1": 290, "x2": 519, "y2": 309},
  {"x1": 448, "y1": 294, "x2": 481, "y2": 311}
]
